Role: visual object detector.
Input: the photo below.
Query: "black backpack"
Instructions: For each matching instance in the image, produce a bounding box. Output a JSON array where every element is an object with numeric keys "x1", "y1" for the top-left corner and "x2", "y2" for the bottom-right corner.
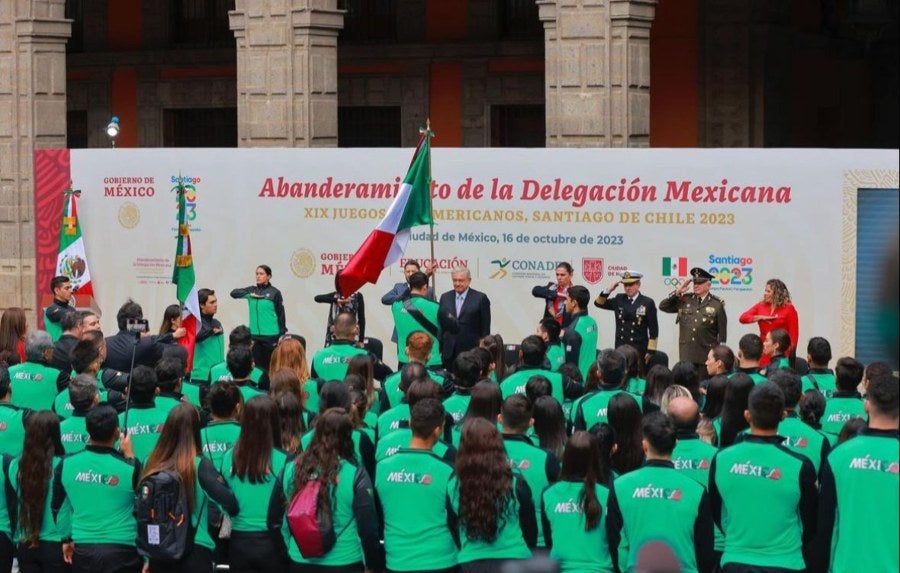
[{"x1": 135, "y1": 470, "x2": 200, "y2": 562}]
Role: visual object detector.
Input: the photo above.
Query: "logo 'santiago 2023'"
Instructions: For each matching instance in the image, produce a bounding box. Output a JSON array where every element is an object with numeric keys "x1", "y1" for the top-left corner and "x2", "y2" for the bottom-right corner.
[{"x1": 707, "y1": 254, "x2": 754, "y2": 292}]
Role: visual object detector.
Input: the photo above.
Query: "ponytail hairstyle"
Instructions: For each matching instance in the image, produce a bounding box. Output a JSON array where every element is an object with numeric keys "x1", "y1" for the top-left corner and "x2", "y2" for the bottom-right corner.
[
  {"x1": 18, "y1": 411, "x2": 64, "y2": 547},
  {"x1": 560, "y1": 431, "x2": 603, "y2": 530},
  {"x1": 142, "y1": 404, "x2": 203, "y2": 512}
]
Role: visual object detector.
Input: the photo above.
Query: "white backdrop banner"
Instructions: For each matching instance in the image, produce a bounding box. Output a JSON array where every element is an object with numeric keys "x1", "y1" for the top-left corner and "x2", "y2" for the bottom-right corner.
[{"x1": 34, "y1": 148, "x2": 897, "y2": 366}]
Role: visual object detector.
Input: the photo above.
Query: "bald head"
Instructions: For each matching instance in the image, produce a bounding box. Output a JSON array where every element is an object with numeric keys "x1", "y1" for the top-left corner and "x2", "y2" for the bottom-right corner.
[{"x1": 666, "y1": 396, "x2": 700, "y2": 433}]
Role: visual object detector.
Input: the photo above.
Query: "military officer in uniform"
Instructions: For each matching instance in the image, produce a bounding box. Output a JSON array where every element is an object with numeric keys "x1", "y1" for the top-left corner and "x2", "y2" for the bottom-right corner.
[
  {"x1": 593, "y1": 270, "x2": 659, "y2": 363},
  {"x1": 659, "y1": 267, "x2": 727, "y2": 379}
]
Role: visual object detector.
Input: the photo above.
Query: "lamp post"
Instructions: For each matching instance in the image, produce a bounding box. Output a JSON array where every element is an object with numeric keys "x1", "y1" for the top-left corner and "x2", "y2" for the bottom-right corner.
[{"x1": 106, "y1": 116, "x2": 120, "y2": 147}]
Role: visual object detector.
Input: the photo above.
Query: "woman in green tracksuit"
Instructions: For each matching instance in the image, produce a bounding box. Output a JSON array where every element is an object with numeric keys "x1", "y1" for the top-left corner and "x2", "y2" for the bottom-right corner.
[
  {"x1": 142, "y1": 403, "x2": 239, "y2": 572},
  {"x1": 448, "y1": 418, "x2": 537, "y2": 573},
  {"x1": 220, "y1": 395, "x2": 290, "y2": 572},
  {"x1": 230, "y1": 265, "x2": 286, "y2": 372},
  {"x1": 10, "y1": 411, "x2": 71, "y2": 572},
  {"x1": 269, "y1": 408, "x2": 384, "y2": 573},
  {"x1": 542, "y1": 431, "x2": 615, "y2": 573}
]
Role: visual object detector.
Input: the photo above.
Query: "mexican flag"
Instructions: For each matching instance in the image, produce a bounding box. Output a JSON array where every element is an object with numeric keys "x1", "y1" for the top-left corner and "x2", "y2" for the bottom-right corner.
[
  {"x1": 55, "y1": 187, "x2": 97, "y2": 310},
  {"x1": 337, "y1": 129, "x2": 434, "y2": 296},
  {"x1": 172, "y1": 181, "x2": 201, "y2": 371}
]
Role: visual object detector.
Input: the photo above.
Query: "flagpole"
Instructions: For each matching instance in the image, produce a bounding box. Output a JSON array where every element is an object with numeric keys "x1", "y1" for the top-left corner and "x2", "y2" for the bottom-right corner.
[{"x1": 425, "y1": 118, "x2": 436, "y2": 294}]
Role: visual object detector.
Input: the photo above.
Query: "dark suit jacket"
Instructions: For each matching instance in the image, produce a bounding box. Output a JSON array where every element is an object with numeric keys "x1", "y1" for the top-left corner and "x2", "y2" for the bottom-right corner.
[
  {"x1": 438, "y1": 288, "x2": 491, "y2": 363},
  {"x1": 103, "y1": 330, "x2": 173, "y2": 373}
]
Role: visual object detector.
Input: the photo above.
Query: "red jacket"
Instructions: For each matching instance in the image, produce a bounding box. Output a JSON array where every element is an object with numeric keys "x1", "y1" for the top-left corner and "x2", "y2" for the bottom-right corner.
[{"x1": 739, "y1": 301, "x2": 799, "y2": 366}]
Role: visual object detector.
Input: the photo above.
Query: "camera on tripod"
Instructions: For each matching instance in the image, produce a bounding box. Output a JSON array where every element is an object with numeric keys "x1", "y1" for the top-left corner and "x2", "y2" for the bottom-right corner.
[{"x1": 126, "y1": 318, "x2": 149, "y2": 337}]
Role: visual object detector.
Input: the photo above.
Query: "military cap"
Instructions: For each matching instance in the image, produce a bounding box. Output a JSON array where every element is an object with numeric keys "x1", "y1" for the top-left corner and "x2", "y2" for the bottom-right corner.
[
  {"x1": 620, "y1": 270, "x2": 643, "y2": 285},
  {"x1": 690, "y1": 267, "x2": 713, "y2": 283}
]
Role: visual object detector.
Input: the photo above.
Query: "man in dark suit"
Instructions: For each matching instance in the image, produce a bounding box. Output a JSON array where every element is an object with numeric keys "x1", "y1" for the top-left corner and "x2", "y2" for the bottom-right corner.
[
  {"x1": 103, "y1": 300, "x2": 179, "y2": 373},
  {"x1": 439, "y1": 267, "x2": 491, "y2": 369},
  {"x1": 593, "y1": 270, "x2": 660, "y2": 363}
]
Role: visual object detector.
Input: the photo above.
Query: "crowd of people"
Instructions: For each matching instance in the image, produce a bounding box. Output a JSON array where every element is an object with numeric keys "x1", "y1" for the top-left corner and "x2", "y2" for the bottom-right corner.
[{"x1": 0, "y1": 260, "x2": 896, "y2": 573}]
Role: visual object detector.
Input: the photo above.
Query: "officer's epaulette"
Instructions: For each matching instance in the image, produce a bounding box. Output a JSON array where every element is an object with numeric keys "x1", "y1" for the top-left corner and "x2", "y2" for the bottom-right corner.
[{"x1": 709, "y1": 293, "x2": 725, "y2": 304}]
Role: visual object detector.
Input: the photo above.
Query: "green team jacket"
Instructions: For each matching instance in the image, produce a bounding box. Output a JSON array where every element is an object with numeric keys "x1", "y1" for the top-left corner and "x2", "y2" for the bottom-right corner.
[
  {"x1": 220, "y1": 447, "x2": 288, "y2": 532},
  {"x1": 375, "y1": 448, "x2": 458, "y2": 571},
  {"x1": 709, "y1": 434, "x2": 817, "y2": 570},
  {"x1": 60, "y1": 412, "x2": 91, "y2": 455},
  {"x1": 569, "y1": 312, "x2": 599, "y2": 380},
  {"x1": 8, "y1": 456, "x2": 72, "y2": 542},
  {"x1": 0, "y1": 403, "x2": 30, "y2": 458},
  {"x1": 311, "y1": 340, "x2": 368, "y2": 380},
  {"x1": 192, "y1": 326, "x2": 224, "y2": 383},
  {"x1": 777, "y1": 412, "x2": 831, "y2": 475},
  {"x1": 672, "y1": 432, "x2": 725, "y2": 553},
  {"x1": 230, "y1": 284, "x2": 286, "y2": 337},
  {"x1": 815, "y1": 428, "x2": 899, "y2": 573},
  {"x1": 573, "y1": 387, "x2": 643, "y2": 432},
  {"x1": 502, "y1": 434, "x2": 560, "y2": 548},
  {"x1": 541, "y1": 479, "x2": 614, "y2": 573},
  {"x1": 374, "y1": 430, "x2": 455, "y2": 464},
  {"x1": 51, "y1": 445, "x2": 142, "y2": 545},
  {"x1": 9, "y1": 362, "x2": 67, "y2": 411},
  {"x1": 820, "y1": 391, "x2": 867, "y2": 444},
  {"x1": 118, "y1": 403, "x2": 170, "y2": 464},
  {"x1": 801, "y1": 368, "x2": 836, "y2": 397},
  {"x1": 201, "y1": 420, "x2": 242, "y2": 468},
  {"x1": 269, "y1": 459, "x2": 385, "y2": 569},
  {"x1": 392, "y1": 295, "x2": 457, "y2": 367},
  {"x1": 1, "y1": 455, "x2": 14, "y2": 538},
  {"x1": 447, "y1": 473, "x2": 537, "y2": 564},
  {"x1": 607, "y1": 460, "x2": 714, "y2": 573},
  {"x1": 501, "y1": 366, "x2": 567, "y2": 405}
]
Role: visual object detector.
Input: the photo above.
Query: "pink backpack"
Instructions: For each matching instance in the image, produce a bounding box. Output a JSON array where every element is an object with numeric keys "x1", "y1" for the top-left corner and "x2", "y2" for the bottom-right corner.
[{"x1": 287, "y1": 479, "x2": 337, "y2": 558}]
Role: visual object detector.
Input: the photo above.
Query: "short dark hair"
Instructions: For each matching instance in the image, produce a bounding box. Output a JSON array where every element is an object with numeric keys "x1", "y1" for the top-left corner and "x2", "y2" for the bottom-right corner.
[
  {"x1": 50, "y1": 275, "x2": 70, "y2": 293},
  {"x1": 407, "y1": 271, "x2": 429, "y2": 289},
  {"x1": 642, "y1": 411, "x2": 676, "y2": 455},
  {"x1": 806, "y1": 337, "x2": 832, "y2": 365},
  {"x1": 866, "y1": 371, "x2": 899, "y2": 418},
  {"x1": 711, "y1": 345, "x2": 735, "y2": 372},
  {"x1": 161, "y1": 345, "x2": 188, "y2": 373},
  {"x1": 538, "y1": 318, "x2": 561, "y2": 342},
  {"x1": 115, "y1": 299, "x2": 143, "y2": 332},
  {"x1": 452, "y1": 351, "x2": 481, "y2": 389},
  {"x1": 155, "y1": 358, "x2": 183, "y2": 393},
  {"x1": 257, "y1": 264, "x2": 272, "y2": 277},
  {"x1": 198, "y1": 288, "x2": 215, "y2": 305},
  {"x1": 556, "y1": 262, "x2": 573, "y2": 274},
  {"x1": 60, "y1": 310, "x2": 82, "y2": 332},
  {"x1": 865, "y1": 361, "x2": 893, "y2": 382},
  {"x1": 739, "y1": 334, "x2": 763, "y2": 361},
  {"x1": 835, "y1": 357, "x2": 864, "y2": 392},
  {"x1": 71, "y1": 338, "x2": 101, "y2": 374},
  {"x1": 525, "y1": 375, "x2": 552, "y2": 403},
  {"x1": 229, "y1": 325, "x2": 253, "y2": 347},
  {"x1": 207, "y1": 381, "x2": 242, "y2": 418},
  {"x1": 568, "y1": 285, "x2": 589, "y2": 310},
  {"x1": 501, "y1": 394, "x2": 533, "y2": 432},
  {"x1": 597, "y1": 348, "x2": 626, "y2": 388},
  {"x1": 226, "y1": 346, "x2": 254, "y2": 379},
  {"x1": 85, "y1": 402, "x2": 119, "y2": 442},
  {"x1": 769, "y1": 368, "x2": 802, "y2": 409},
  {"x1": 410, "y1": 398, "x2": 445, "y2": 439},
  {"x1": 407, "y1": 379, "x2": 442, "y2": 408},
  {"x1": 748, "y1": 382, "x2": 785, "y2": 430},
  {"x1": 519, "y1": 335, "x2": 547, "y2": 366},
  {"x1": 557, "y1": 362, "x2": 583, "y2": 385},
  {"x1": 399, "y1": 362, "x2": 427, "y2": 395},
  {"x1": 69, "y1": 373, "x2": 99, "y2": 411},
  {"x1": 403, "y1": 260, "x2": 421, "y2": 270},
  {"x1": 129, "y1": 365, "x2": 158, "y2": 402}
]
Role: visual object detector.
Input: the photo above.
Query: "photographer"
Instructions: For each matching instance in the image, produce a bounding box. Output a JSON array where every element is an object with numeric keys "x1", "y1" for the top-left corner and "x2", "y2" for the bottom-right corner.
[{"x1": 103, "y1": 300, "x2": 179, "y2": 373}]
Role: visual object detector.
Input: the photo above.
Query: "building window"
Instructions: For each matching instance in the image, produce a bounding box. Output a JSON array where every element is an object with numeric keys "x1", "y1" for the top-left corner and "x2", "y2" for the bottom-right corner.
[
  {"x1": 163, "y1": 108, "x2": 237, "y2": 147},
  {"x1": 65, "y1": 0, "x2": 84, "y2": 53},
  {"x1": 498, "y1": 0, "x2": 543, "y2": 41},
  {"x1": 169, "y1": 0, "x2": 234, "y2": 48},
  {"x1": 67, "y1": 111, "x2": 88, "y2": 148},
  {"x1": 338, "y1": 0, "x2": 396, "y2": 44},
  {"x1": 339, "y1": 106, "x2": 402, "y2": 147},
  {"x1": 490, "y1": 105, "x2": 545, "y2": 147}
]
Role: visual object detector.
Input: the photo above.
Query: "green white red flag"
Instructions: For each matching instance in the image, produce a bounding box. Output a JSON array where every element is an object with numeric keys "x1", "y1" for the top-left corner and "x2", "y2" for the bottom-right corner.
[
  {"x1": 172, "y1": 180, "x2": 201, "y2": 370},
  {"x1": 337, "y1": 128, "x2": 434, "y2": 296},
  {"x1": 55, "y1": 187, "x2": 98, "y2": 311}
]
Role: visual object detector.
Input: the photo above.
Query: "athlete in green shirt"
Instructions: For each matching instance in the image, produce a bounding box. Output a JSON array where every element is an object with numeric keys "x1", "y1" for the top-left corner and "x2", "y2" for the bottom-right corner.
[
  {"x1": 118, "y1": 366, "x2": 171, "y2": 464},
  {"x1": 500, "y1": 336, "x2": 582, "y2": 405},
  {"x1": 573, "y1": 348, "x2": 653, "y2": 432},
  {"x1": 820, "y1": 357, "x2": 867, "y2": 443},
  {"x1": 500, "y1": 394, "x2": 560, "y2": 548},
  {"x1": 565, "y1": 286, "x2": 599, "y2": 381},
  {"x1": 311, "y1": 312, "x2": 369, "y2": 380},
  {"x1": 59, "y1": 374, "x2": 100, "y2": 455},
  {"x1": 191, "y1": 288, "x2": 225, "y2": 385},
  {"x1": 815, "y1": 369, "x2": 898, "y2": 573},
  {"x1": 607, "y1": 412, "x2": 715, "y2": 573},
  {"x1": 0, "y1": 367, "x2": 31, "y2": 458},
  {"x1": 770, "y1": 369, "x2": 831, "y2": 474},
  {"x1": 0, "y1": 452, "x2": 13, "y2": 572},
  {"x1": 800, "y1": 337, "x2": 836, "y2": 396},
  {"x1": 9, "y1": 331, "x2": 69, "y2": 411},
  {"x1": 43, "y1": 276, "x2": 74, "y2": 343},
  {"x1": 709, "y1": 382, "x2": 817, "y2": 571},
  {"x1": 542, "y1": 431, "x2": 614, "y2": 573},
  {"x1": 51, "y1": 403, "x2": 143, "y2": 572},
  {"x1": 376, "y1": 398, "x2": 458, "y2": 572},
  {"x1": 392, "y1": 271, "x2": 458, "y2": 368},
  {"x1": 734, "y1": 333, "x2": 768, "y2": 385}
]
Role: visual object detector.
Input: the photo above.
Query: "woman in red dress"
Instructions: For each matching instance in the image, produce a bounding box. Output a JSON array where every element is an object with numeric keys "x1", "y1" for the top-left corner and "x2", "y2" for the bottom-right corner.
[{"x1": 739, "y1": 278, "x2": 799, "y2": 366}]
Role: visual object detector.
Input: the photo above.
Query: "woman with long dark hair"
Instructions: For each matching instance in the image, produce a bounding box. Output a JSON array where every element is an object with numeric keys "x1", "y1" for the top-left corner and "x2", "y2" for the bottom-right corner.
[
  {"x1": 269, "y1": 368, "x2": 313, "y2": 433},
  {"x1": 452, "y1": 380, "x2": 503, "y2": 447},
  {"x1": 671, "y1": 360, "x2": 702, "y2": 405},
  {"x1": 345, "y1": 355, "x2": 381, "y2": 419},
  {"x1": 230, "y1": 265, "x2": 286, "y2": 372},
  {"x1": 450, "y1": 418, "x2": 536, "y2": 572},
  {"x1": 541, "y1": 431, "x2": 614, "y2": 573},
  {"x1": 158, "y1": 303, "x2": 182, "y2": 335},
  {"x1": 532, "y1": 396, "x2": 566, "y2": 459},
  {"x1": 10, "y1": 411, "x2": 69, "y2": 572},
  {"x1": 269, "y1": 408, "x2": 384, "y2": 573},
  {"x1": 274, "y1": 392, "x2": 305, "y2": 456},
  {"x1": 221, "y1": 395, "x2": 288, "y2": 572},
  {"x1": 617, "y1": 345, "x2": 646, "y2": 395},
  {"x1": 698, "y1": 374, "x2": 729, "y2": 446},
  {"x1": 607, "y1": 393, "x2": 644, "y2": 476},
  {"x1": 717, "y1": 373, "x2": 755, "y2": 448},
  {"x1": 479, "y1": 334, "x2": 507, "y2": 382},
  {"x1": 643, "y1": 364, "x2": 673, "y2": 407},
  {"x1": 0, "y1": 307, "x2": 27, "y2": 366},
  {"x1": 142, "y1": 403, "x2": 239, "y2": 572}
]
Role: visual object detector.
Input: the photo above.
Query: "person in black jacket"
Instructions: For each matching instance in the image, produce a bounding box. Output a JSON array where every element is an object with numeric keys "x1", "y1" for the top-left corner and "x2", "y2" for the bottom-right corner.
[
  {"x1": 103, "y1": 300, "x2": 178, "y2": 373},
  {"x1": 438, "y1": 267, "x2": 491, "y2": 370}
]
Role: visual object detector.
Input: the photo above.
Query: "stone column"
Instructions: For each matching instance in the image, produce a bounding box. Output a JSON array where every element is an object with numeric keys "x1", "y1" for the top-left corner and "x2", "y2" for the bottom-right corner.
[
  {"x1": 230, "y1": 0, "x2": 343, "y2": 147},
  {"x1": 0, "y1": 0, "x2": 70, "y2": 310},
  {"x1": 538, "y1": 0, "x2": 657, "y2": 147}
]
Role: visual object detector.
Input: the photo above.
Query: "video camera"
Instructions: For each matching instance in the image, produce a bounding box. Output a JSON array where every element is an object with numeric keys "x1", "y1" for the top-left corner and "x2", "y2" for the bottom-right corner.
[{"x1": 126, "y1": 318, "x2": 149, "y2": 337}]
